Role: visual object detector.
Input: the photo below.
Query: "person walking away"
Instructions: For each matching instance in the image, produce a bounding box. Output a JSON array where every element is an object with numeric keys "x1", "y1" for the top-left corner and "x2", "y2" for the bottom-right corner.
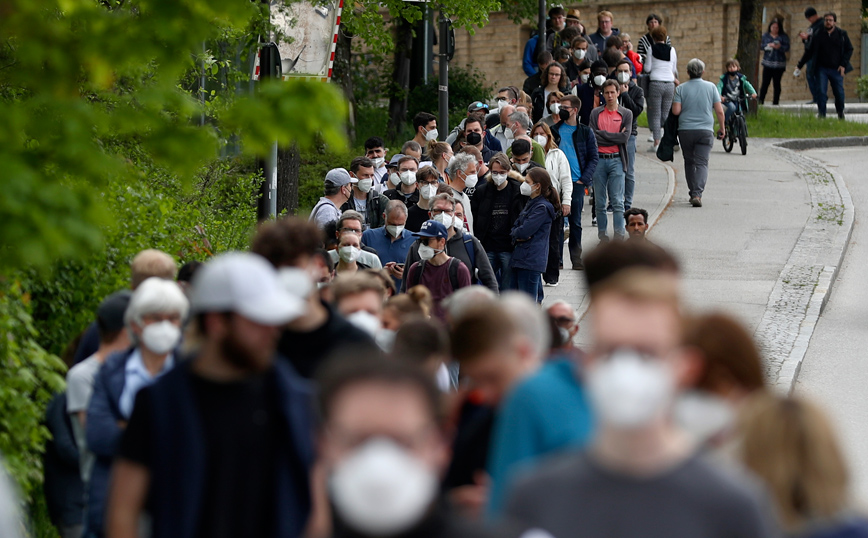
[
  {"x1": 510, "y1": 168, "x2": 557, "y2": 303},
  {"x1": 717, "y1": 59, "x2": 757, "y2": 125},
  {"x1": 795, "y1": 12, "x2": 854, "y2": 119},
  {"x1": 106, "y1": 252, "x2": 315, "y2": 538},
  {"x1": 341, "y1": 157, "x2": 389, "y2": 228},
  {"x1": 797, "y1": 7, "x2": 824, "y2": 105},
  {"x1": 672, "y1": 59, "x2": 725, "y2": 208},
  {"x1": 643, "y1": 26, "x2": 678, "y2": 151},
  {"x1": 550, "y1": 95, "x2": 598, "y2": 269},
  {"x1": 636, "y1": 14, "x2": 670, "y2": 64},
  {"x1": 589, "y1": 80, "x2": 632, "y2": 242},
  {"x1": 759, "y1": 19, "x2": 790, "y2": 105},
  {"x1": 471, "y1": 153, "x2": 527, "y2": 291},
  {"x1": 614, "y1": 59, "x2": 644, "y2": 210},
  {"x1": 531, "y1": 122, "x2": 572, "y2": 286},
  {"x1": 405, "y1": 220, "x2": 472, "y2": 321}
]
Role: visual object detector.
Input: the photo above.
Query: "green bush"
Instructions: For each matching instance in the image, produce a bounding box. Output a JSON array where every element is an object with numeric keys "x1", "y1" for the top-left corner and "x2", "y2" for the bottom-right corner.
[
  {"x1": 857, "y1": 75, "x2": 868, "y2": 102},
  {"x1": 407, "y1": 65, "x2": 496, "y2": 126}
]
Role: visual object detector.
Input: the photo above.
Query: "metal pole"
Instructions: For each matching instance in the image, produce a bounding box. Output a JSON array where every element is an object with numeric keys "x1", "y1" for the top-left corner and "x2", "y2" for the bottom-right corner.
[
  {"x1": 438, "y1": 11, "x2": 449, "y2": 140},
  {"x1": 537, "y1": 0, "x2": 546, "y2": 62},
  {"x1": 423, "y1": 3, "x2": 429, "y2": 85},
  {"x1": 268, "y1": 141, "x2": 278, "y2": 217}
]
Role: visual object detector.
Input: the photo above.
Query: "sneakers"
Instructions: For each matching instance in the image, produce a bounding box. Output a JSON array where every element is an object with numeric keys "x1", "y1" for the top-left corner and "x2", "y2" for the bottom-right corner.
[
  {"x1": 690, "y1": 196, "x2": 702, "y2": 207},
  {"x1": 647, "y1": 135, "x2": 655, "y2": 143},
  {"x1": 591, "y1": 216, "x2": 597, "y2": 227},
  {"x1": 544, "y1": 281, "x2": 559, "y2": 287}
]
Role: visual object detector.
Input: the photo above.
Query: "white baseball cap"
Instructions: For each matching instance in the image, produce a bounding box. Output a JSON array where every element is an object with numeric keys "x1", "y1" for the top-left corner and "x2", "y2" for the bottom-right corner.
[{"x1": 190, "y1": 252, "x2": 305, "y2": 326}]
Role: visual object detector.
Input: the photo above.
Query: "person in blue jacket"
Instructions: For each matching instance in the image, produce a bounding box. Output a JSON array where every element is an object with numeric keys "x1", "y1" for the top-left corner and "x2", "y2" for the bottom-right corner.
[
  {"x1": 510, "y1": 167, "x2": 558, "y2": 303},
  {"x1": 84, "y1": 277, "x2": 188, "y2": 538}
]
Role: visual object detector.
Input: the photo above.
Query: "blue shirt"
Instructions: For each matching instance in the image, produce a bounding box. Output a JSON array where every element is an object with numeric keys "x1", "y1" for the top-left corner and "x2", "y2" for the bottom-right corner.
[
  {"x1": 558, "y1": 124, "x2": 582, "y2": 183},
  {"x1": 486, "y1": 357, "x2": 594, "y2": 518},
  {"x1": 118, "y1": 348, "x2": 175, "y2": 419},
  {"x1": 361, "y1": 226, "x2": 416, "y2": 288}
]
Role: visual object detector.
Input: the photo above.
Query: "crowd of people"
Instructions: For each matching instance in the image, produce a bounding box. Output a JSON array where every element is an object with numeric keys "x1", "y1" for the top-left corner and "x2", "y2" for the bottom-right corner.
[{"x1": 21, "y1": 5, "x2": 863, "y2": 538}]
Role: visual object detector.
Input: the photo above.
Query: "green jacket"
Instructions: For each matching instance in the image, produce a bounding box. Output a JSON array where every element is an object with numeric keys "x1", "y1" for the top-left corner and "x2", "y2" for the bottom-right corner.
[{"x1": 716, "y1": 72, "x2": 757, "y2": 101}]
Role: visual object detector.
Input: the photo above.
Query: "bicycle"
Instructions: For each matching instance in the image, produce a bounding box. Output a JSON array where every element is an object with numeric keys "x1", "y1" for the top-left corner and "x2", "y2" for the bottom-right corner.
[{"x1": 721, "y1": 97, "x2": 753, "y2": 155}]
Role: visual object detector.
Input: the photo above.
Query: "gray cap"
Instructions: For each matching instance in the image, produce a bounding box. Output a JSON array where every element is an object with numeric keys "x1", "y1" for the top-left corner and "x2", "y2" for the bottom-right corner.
[
  {"x1": 387, "y1": 154, "x2": 405, "y2": 168},
  {"x1": 97, "y1": 290, "x2": 133, "y2": 333},
  {"x1": 325, "y1": 168, "x2": 357, "y2": 186}
]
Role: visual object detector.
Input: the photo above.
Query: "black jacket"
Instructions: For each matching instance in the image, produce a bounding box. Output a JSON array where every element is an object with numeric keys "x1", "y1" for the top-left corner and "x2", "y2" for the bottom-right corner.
[
  {"x1": 530, "y1": 85, "x2": 568, "y2": 125},
  {"x1": 341, "y1": 191, "x2": 390, "y2": 230},
  {"x1": 471, "y1": 177, "x2": 527, "y2": 250},
  {"x1": 656, "y1": 111, "x2": 680, "y2": 162},
  {"x1": 384, "y1": 188, "x2": 420, "y2": 209},
  {"x1": 618, "y1": 81, "x2": 645, "y2": 136},
  {"x1": 797, "y1": 25, "x2": 854, "y2": 74},
  {"x1": 43, "y1": 392, "x2": 84, "y2": 528}
]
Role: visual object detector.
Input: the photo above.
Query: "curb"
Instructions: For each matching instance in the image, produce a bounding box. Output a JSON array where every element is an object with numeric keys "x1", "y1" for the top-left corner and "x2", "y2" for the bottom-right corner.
[{"x1": 767, "y1": 141, "x2": 857, "y2": 394}]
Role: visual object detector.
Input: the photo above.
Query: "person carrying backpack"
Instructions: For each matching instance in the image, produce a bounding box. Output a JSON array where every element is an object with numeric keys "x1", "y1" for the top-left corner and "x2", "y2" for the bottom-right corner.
[{"x1": 405, "y1": 220, "x2": 472, "y2": 322}]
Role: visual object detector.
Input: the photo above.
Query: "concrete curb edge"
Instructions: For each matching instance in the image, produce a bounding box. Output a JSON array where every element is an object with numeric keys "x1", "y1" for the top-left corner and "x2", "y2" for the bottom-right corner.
[{"x1": 769, "y1": 141, "x2": 857, "y2": 394}]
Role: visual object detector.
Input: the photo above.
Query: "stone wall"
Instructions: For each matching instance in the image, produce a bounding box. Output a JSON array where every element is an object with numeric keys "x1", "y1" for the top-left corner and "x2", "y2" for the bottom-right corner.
[{"x1": 448, "y1": 0, "x2": 862, "y2": 103}]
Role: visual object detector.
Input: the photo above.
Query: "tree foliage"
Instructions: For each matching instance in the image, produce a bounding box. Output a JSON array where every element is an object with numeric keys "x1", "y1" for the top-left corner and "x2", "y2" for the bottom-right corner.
[{"x1": 0, "y1": 0, "x2": 348, "y2": 272}]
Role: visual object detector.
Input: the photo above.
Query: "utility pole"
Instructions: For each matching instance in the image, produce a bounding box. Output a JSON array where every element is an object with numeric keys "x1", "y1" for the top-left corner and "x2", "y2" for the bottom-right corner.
[
  {"x1": 257, "y1": 42, "x2": 281, "y2": 221},
  {"x1": 537, "y1": 0, "x2": 546, "y2": 63},
  {"x1": 438, "y1": 11, "x2": 450, "y2": 140}
]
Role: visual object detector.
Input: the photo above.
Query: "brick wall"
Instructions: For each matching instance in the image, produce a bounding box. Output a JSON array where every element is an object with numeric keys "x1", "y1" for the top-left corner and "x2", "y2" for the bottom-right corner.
[{"x1": 447, "y1": 0, "x2": 862, "y2": 103}]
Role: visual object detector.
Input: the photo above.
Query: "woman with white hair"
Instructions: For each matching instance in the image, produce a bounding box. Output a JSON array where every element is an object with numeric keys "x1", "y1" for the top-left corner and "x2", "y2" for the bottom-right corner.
[
  {"x1": 671, "y1": 58, "x2": 726, "y2": 208},
  {"x1": 83, "y1": 276, "x2": 188, "y2": 538}
]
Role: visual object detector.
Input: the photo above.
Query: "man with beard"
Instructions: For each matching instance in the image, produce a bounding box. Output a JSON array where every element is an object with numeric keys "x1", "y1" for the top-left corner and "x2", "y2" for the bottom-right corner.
[{"x1": 106, "y1": 252, "x2": 316, "y2": 538}]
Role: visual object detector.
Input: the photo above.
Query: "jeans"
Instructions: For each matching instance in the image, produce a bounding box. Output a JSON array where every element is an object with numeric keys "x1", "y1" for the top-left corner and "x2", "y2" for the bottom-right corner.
[
  {"x1": 568, "y1": 180, "x2": 586, "y2": 266},
  {"x1": 723, "y1": 100, "x2": 738, "y2": 124},
  {"x1": 593, "y1": 158, "x2": 626, "y2": 240},
  {"x1": 487, "y1": 251, "x2": 514, "y2": 291},
  {"x1": 624, "y1": 134, "x2": 636, "y2": 209},
  {"x1": 678, "y1": 130, "x2": 715, "y2": 199},
  {"x1": 759, "y1": 66, "x2": 785, "y2": 104},
  {"x1": 817, "y1": 66, "x2": 846, "y2": 118},
  {"x1": 806, "y1": 60, "x2": 820, "y2": 102},
  {"x1": 514, "y1": 268, "x2": 544, "y2": 303}
]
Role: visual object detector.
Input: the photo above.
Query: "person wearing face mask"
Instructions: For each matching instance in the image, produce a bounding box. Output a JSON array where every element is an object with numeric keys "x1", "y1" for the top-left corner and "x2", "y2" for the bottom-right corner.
[
  {"x1": 530, "y1": 63, "x2": 569, "y2": 125},
  {"x1": 490, "y1": 104, "x2": 516, "y2": 152},
  {"x1": 85, "y1": 277, "x2": 188, "y2": 538},
  {"x1": 406, "y1": 167, "x2": 441, "y2": 233},
  {"x1": 508, "y1": 139, "x2": 544, "y2": 181},
  {"x1": 504, "y1": 262, "x2": 778, "y2": 538},
  {"x1": 531, "y1": 121, "x2": 572, "y2": 287},
  {"x1": 412, "y1": 112, "x2": 438, "y2": 160},
  {"x1": 489, "y1": 86, "x2": 519, "y2": 124},
  {"x1": 505, "y1": 111, "x2": 547, "y2": 166},
  {"x1": 471, "y1": 153, "x2": 527, "y2": 292},
  {"x1": 509, "y1": 168, "x2": 557, "y2": 303},
  {"x1": 341, "y1": 157, "x2": 390, "y2": 229},
  {"x1": 107, "y1": 252, "x2": 316, "y2": 538},
  {"x1": 540, "y1": 92, "x2": 563, "y2": 128},
  {"x1": 311, "y1": 168, "x2": 358, "y2": 231},
  {"x1": 614, "y1": 59, "x2": 645, "y2": 211},
  {"x1": 587, "y1": 59, "x2": 610, "y2": 108},
  {"x1": 384, "y1": 155, "x2": 420, "y2": 208},
  {"x1": 316, "y1": 354, "x2": 511, "y2": 538},
  {"x1": 362, "y1": 201, "x2": 417, "y2": 290},
  {"x1": 335, "y1": 232, "x2": 370, "y2": 276},
  {"x1": 445, "y1": 102, "x2": 503, "y2": 153},
  {"x1": 364, "y1": 136, "x2": 388, "y2": 186},
  {"x1": 546, "y1": 300, "x2": 580, "y2": 352},
  {"x1": 459, "y1": 145, "x2": 489, "y2": 188},
  {"x1": 331, "y1": 272, "x2": 390, "y2": 348},
  {"x1": 565, "y1": 36, "x2": 599, "y2": 83},
  {"x1": 252, "y1": 218, "x2": 376, "y2": 379},
  {"x1": 458, "y1": 118, "x2": 494, "y2": 164},
  {"x1": 328, "y1": 211, "x2": 383, "y2": 270},
  {"x1": 404, "y1": 220, "x2": 471, "y2": 321},
  {"x1": 442, "y1": 152, "x2": 477, "y2": 234}
]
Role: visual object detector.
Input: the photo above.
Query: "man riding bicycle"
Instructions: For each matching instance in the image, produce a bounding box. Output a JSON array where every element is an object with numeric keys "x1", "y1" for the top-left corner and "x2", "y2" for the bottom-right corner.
[{"x1": 717, "y1": 59, "x2": 757, "y2": 125}]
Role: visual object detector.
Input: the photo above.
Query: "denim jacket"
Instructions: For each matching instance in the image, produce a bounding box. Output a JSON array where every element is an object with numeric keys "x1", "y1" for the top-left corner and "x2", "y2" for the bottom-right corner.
[{"x1": 760, "y1": 32, "x2": 790, "y2": 69}]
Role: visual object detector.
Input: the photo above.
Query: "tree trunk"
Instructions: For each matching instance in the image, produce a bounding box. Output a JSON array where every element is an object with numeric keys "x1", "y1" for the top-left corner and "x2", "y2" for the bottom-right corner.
[
  {"x1": 277, "y1": 143, "x2": 300, "y2": 215},
  {"x1": 736, "y1": 0, "x2": 763, "y2": 113},
  {"x1": 387, "y1": 19, "x2": 413, "y2": 140},
  {"x1": 333, "y1": 24, "x2": 356, "y2": 141}
]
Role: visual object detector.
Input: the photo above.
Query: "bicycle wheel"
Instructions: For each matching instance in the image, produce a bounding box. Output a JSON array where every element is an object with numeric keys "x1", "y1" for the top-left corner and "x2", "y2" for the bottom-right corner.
[
  {"x1": 738, "y1": 116, "x2": 748, "y2": 155},
  {"x1": 722, "y1": 121, "x2": 734, "y2": 153}
]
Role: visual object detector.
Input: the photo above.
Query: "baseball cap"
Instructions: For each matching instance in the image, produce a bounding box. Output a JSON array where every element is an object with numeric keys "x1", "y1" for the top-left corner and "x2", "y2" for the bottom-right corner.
[
  {"x1": 412, "y1": 220, "x2": 449, "y2": 240},
  {"x1": 190, "y1": 252, "x2": 304, "y2": 326},
  {"x1": 467, "y1": 101, "x2": 490, "y2": 113},
  {"x1": 325, "y1": 168, "x2": 356, "y2": 186},
  {"x1": 386, "y1": 154, "x2": 405, "y2": 168},
  {"x1": 97, "y1": 290, "x2": 133, "y2": 333}
]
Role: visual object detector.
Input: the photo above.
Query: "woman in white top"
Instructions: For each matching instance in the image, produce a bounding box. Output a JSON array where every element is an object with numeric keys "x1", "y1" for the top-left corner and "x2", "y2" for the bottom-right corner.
[
  {"x1": 643, "y1": 25, "x2": 679, "y2": 149},
  {"x1": 531, "y1": 121, "x2": 572, "y2": 286}
]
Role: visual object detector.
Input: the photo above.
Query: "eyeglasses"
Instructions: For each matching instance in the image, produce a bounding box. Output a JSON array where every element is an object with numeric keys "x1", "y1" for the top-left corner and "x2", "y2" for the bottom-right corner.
[
  {"x1": 430, "y1": 208, "x2": 452, "y2": 215},
  {"x1": 340, "y1": 227, "x2": 362, "y2": 235}
]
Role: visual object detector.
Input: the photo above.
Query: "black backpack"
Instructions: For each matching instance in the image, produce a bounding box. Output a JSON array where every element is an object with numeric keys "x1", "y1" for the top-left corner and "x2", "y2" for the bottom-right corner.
[{"x1": 407, "y1": 257, "x2": 461, "y2": 291}]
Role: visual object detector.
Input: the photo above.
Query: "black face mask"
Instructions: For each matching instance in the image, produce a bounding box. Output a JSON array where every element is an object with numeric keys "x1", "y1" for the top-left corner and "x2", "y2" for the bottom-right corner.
[
  {"x1": 466, "y1": 132, "x2": 482, "y2": 146},
  {"x1": 558, "y1": 108, "x2": 571, "y2": 121}
]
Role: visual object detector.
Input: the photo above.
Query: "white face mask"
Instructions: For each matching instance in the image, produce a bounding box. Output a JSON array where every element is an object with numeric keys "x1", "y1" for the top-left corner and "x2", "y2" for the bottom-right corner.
[
  {"x1": 573, "y1": 48, "x2": 587, "y2": 60},
  {"x1": 520, "y1": 181, "x2": 534, "y2": 196},
  {"x1": 504, "y1": 128, "x2": 515, "y2": 140},
  {"x1": 581, "y1": 73, "x2": 590, "y2": 83},
  {"x1": 330, "y1": 438, "x2": 438, "y2": 536},
  {"x1": 463, "y1": 173, "x2": 479, "y2": 189},
  {"x1": 617, "y1": 71, "x2": 631, "y2": 84},
  {"x1": 278, "y1": 267, "x2": 314, "y2": 299},
  {"x1": 389, "y1": 172, "x2": 401, "y2": 186},
  {"x1": 141, "y1": 320, "x2": 181, "y2": 355},
  {"x1": 587, "y1": 349, "x2": 675, "y2": 429},
  {"x1": 432, "y1": 213, "x2": 453, "y2": 229},
  {"x1": 386, "y1": 224, "x2": 405, "y2": 238},
  {"x1": 375, "y1": 328, "x2": 396, "y2": 352},
  {"x1": 491, "y1": 173, "x2": 508, "y2": 187},
  {"x1": 418, "y1": 243, "x2": 439, "y2": 261},
  {"x1": 357, "y1": 178, "x2": 373, "y2": 193},
  {"x1": 594, "y1": 75, "x2": 607, "y2": 87},
  {"x1": 673, "y1": 391, "x2": 736, "y2": 445},
  {"x1": 424, "y1": 128, "x2": 439, "y2": 141},
  {"x1": 371, "y1": 157, "x2": 385, "y2": 168},
  {"x1": 534, "y1": 134, "x2": 548, "y2": 146},
  {"x1": 420, "y1": 184, "x2": 437, "y2": 200},
  {"x1": 453, "y1": 218, "x2": 465, "y2": 233},
  {"x1": 549, "y1": 102, "x2": 560, "y2": 115},
  {"x1": 346, "y1": 310, "x2": 381, "y2": 336},
  {"x1": 515, "y1": 162, "x2": 530, "y2": 173},
  {"x1": 400, "y1": 171, "x2": 417, "y2": 186},
  {"x1": 338, "y1": 246, "x2": 361, "y2": 263}
]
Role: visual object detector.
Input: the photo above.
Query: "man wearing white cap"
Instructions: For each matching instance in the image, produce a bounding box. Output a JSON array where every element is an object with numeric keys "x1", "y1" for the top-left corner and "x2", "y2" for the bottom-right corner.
[
  {"x1": 107, "y1": 252, "x2": 316, "y2": 538},
  {"x1": 310, "y1": 168, "x2": 357, "y2": 230}
]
